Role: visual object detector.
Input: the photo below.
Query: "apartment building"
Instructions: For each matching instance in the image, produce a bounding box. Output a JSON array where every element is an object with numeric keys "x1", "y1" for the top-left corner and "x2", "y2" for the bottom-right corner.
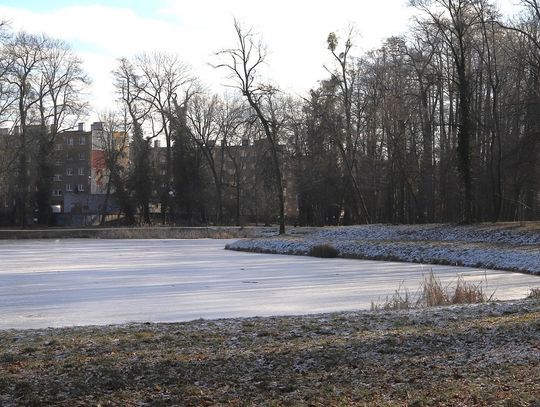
[
  {"x1": 52, "y1": 122, "x2": 128, "y2": 215},
  {"x1": 51, "y1": 123, "x2": 92, "y2": 210}
]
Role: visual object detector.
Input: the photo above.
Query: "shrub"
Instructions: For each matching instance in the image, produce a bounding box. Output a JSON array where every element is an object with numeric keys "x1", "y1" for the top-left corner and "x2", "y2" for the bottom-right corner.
[
  {"x1": 451, "y1": 275, "x2": 490, "y2": 304},
  {"x1": 528, "y1": 287, "x2": 540, "y2": 300},
  {"x1": 308, "y1": 244, "x2": 339, "y2": 258},
  {"x1": 418, "y1": 271, "x2": 490, "y2": 306},
  {"x1": 371, "y1": 283, "x2": 413, "y2": 311},
  {"x1": 420, "y1": 272, "x2": 449, "y2": 307},
  {"x1": 372, "y1": 270, "x2": 493, "y2": 310}
]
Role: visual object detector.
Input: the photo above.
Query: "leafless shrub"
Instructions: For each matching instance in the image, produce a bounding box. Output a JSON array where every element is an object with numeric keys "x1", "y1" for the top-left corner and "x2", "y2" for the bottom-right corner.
[
  {"x1": 420, "y1": 272, "x2": 449, "y2": 306},
  {"x1": 528, "y1": 287, "x2": 540, "y2": 300},
  {"x1": 372, "y1": 271, "x2": 493, "y2": 310},
  {"x1": 308, "y1": 244, "x2": 339, "y2": 258},
  {"x1": 371, "y1": 283, "x2": 413, "y2": 311},
  {"x1": 451, "y1": 275, "x2": 490, "y2": 304}
]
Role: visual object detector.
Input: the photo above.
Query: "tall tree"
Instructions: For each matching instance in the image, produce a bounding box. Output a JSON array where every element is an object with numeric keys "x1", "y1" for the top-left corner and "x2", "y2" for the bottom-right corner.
[
  {"x1": 132, "y1": 53, "x2": 193, "y2": 224},
  {"x1": 186, "y1": 94, "x2": 225, "y2": 223},
  {"x1": 35, "y1": 38, "x2": 89, "y2": 225},
  {"x1": 412, "y1": 0, "x2": 479, "y2": 223},
  {"x1": 94, "y1": 111, "x2": 130, "y2": 225},
  {"x1": 215, "y1": 19, "x2": 287, "y2": 234},
  {"x1": 327, "y1": 30, "x2": 371, "y2": 224},
  {"x1": 113, "y1": 57, "x2": 153, "y2": 223},
  {"x1": 4, "y1": 32, "x2": 49, "y2": 227}
]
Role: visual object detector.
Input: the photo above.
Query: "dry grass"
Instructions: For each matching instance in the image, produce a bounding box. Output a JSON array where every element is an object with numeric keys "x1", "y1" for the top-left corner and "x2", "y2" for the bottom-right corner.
[
  {"x1": 0, "y1": 226, "x2": 278, "y2": 240},
  {"x1": 371, "y1": 283, "x2": 413, "y2": 311},
  {"x1": 1, "y1": 301, "x2": 540, "y2": 406},
  {"x1": 528, "y1": 287, "x2": 540, "y2": 300},
  {"x1": 372, "y1": 271, "x2": 492, "y2": 310},
  {"x1": 420, "y1": 271, "x2": 449, "y2": 306},
  {"x1": 451, "y1": 275, "x2": 491, "y2": 304}
]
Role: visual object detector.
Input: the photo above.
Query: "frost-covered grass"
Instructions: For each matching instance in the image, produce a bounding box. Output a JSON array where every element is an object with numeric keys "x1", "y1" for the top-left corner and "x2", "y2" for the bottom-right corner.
[
  {"x1": 226, "y1": 223, "x2": 540, "y2": 275},
  {"x1": 1, "y1": 300, "x2": 540, "y2": 406}
]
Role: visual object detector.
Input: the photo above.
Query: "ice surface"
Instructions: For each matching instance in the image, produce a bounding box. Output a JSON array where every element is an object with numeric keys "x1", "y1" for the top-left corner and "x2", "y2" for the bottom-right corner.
[{"x1": 1, "y1": 238, "x2": 539, "y2": 329}]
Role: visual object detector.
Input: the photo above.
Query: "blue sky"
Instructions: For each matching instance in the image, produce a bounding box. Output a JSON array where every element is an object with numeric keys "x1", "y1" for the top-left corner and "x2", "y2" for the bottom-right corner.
[{"x1": 1, "y1": 0, "x2": 160, "y2": 16}]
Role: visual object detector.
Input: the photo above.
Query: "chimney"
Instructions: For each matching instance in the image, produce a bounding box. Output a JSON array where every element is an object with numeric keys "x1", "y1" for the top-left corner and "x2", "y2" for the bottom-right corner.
[
  {"x1": 78, "y1": 123, "x2": 84, "y2": 131},
  {"x1": 91, "y1": 122, "x2": 103, "y2": 131}
]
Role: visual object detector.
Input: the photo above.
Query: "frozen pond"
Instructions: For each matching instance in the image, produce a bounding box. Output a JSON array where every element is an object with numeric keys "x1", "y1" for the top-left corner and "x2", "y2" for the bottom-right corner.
[{"x1": 1, "y1": 238, "x2": 539, "y2": 329}]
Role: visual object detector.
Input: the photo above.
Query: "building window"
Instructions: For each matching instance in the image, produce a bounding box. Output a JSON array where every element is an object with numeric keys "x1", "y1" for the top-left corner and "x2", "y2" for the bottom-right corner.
[
  {"x1": 66, "y1": 168, "x2": 73, "y2": 176},
  {"x1": 66, "y1": 184, "x2": 73, "y2": 192},
  {"x1": 77, "y1": 184, "x2": 85, "y2": 192},
  {"x1": 80, "y1": 136, "x2": 86, "y2": 145},
  {"x1": 53, "y1": 174, "x2": 62, "y2": 181},
  {"x1": 79, "y1": 152, "x2": 85, "y2": 160},
  {"x1": 67, "y1": 137, "x2": 74, "y2": 146},
  {"x1": 78, "y1": 168, "x2": 85, "y2": 176},
  {"x1": 55, "y1": 160, "x2": 62, "y2": 166},
  {"x1": 52, "y1": 189, "x2": 63, "y2": 197},
  {"x1": 55, "y1": 144, "x2": 63, "y2": 151}
]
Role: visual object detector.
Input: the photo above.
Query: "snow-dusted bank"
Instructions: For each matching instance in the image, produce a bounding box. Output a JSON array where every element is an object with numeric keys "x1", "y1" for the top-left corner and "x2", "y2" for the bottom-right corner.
[{"x1": 226, "y1": 224, "x2": 540, "y2": 275}]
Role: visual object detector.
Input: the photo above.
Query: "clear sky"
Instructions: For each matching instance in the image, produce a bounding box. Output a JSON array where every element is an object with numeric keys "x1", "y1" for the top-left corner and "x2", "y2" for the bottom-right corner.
[{"x1": 0, "y1": 0, "x2": 522, "y2": 120}]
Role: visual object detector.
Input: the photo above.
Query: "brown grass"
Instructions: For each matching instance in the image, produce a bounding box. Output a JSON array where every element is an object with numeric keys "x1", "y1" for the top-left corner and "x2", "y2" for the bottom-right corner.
[
  {"x1": 451, "y1": 275, "x2": 491, "y2": 304},
  {"x1": 0, "y1": 226, "x2": 278, "y2": 240},
  {"x1": 372, "y1": 271, "x2": 492, "y2": 310},
  {"x1": 1, "y1": 302, "x2": 540, "y2": 406},
  {"x1": 528, "y1": 287, "x2": 540, "y2": 300},
  {"x1": 371, "y1": 283, "x2": 413, "y2": 311}
]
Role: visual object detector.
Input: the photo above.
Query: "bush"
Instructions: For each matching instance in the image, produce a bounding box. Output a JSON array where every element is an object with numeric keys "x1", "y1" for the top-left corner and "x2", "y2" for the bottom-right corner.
[
  {"x1": 371, "y1": 270, "x2": 493, "y2": 310},
  {"x1": 420, "y1": 272, "x2": 449, "y2": 306},
  {"x1": 308, "y1": 244, "x2": 339, "y2": 258},
  {"x1": 528, "y1": 287, "x2": 540, "y2": 300},
  {"x1": 451, "y1": 275, "x2": 490, "y2": 304},
  {"x1": 371, "y1": 283, "x2": 413, "y2": 311},
  {"x1": 419, "y1": 271, "x2": 490, "y2": 306}
]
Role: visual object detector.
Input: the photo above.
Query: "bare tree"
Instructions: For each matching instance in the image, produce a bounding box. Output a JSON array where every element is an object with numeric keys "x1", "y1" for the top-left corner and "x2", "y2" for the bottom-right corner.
[
  {"x1": 218, "y1": 95, "x2": 251, "y2": 226},
  {"x1": 185, "y1": 93, "x2": 226, "y2": 223},
  {"x1": 4, "y1": 32, "x2": 49, "y2": 226},
  {"x1": 35, "y1": 38, "x2": 89, "y2": 224},
  {"x1": 131, "y1": 52, "x2": 194, "y2": 223},
  {"x1": 94, "y1": 111, "x2": 130, "y2": 225},
  {"x1": 411, "y1": 0, "x2": 479, "y2": 223},
  {"x1": 113, "y1": 57, "x2": 153, "y2": 223},
  {"x1": 326, "y1": 30, "x2": 371, "y2": 224},
  {"x1": 215, "y1": 19, "x2": 286, "y2": 234}
]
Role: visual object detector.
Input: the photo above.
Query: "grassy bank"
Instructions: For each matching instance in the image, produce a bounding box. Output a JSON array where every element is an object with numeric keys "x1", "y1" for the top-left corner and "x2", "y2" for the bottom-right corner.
[
  {"x1": 227, "y1": 223, "x2": 540, "y2": 275},
  {"x1": 1, "y1": 300, "x2": 540, "y2": 406},
  {"x1": 0, "y1": 226, "x2": 279, "y2": 240}
]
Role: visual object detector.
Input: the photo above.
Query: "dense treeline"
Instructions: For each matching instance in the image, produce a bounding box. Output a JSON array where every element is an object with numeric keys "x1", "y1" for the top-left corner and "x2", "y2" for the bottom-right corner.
[
  {"x1": 1, "y1": 0, "x2": 540, "y2": 230},
  {"x1": 297, "y1": 0, "x2": 540, "y2": 226}
]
